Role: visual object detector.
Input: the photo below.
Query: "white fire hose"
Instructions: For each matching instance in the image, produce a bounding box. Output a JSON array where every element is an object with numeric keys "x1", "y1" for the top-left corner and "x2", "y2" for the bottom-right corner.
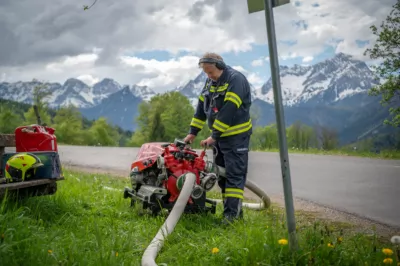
[{"x1": 141, "y1": 165, "x2": 271, "y2": 266}]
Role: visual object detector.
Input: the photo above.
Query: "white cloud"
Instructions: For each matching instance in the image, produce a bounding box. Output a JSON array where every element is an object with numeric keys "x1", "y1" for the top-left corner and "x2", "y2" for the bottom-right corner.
[
  {"x1": 0, "y1": 0, "x2": 396, "y2": 92},
  {"x1": 231, "y1": 65, "x2": 264, "y2": 88},
  {"x1": 267, "y1": 0, "x2": 396, "y2": 61},
  {"x1": 0, "y1": 52, "x2": 204, "y2": 92},
  {"x1": 120, "y1": 55, "x2": 201, "y2": 89},
  {"x1": 77, "y1": 74, "x2": 100, "y2": 86},
  {"x1": 302, "y1": 56, "x2": 314, "y2": 63},
  {"x1": 231, "y1": 65, "x2": 247, "y2": 73},
  {"x1": 247, "y1": 73, "x2": 264, "y2": 88},
  {"x1": 251, "y1": 59, "x2": 264, "y2": 67},
  {"x1": 280, "y1": 52, "x2": 298, "y2": 61},
  {"x1": 46, "y1": 53, "x2": 99, "y2": 73}
]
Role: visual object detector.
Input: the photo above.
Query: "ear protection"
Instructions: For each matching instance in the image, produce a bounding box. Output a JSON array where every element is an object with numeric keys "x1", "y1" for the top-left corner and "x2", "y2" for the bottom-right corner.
[{"x1": 198, "y1": 57, "x2": 226, "y2": 70}]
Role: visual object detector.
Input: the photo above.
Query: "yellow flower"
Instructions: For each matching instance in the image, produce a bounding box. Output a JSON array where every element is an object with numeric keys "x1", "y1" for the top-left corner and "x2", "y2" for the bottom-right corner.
[
  {"x1": 382, "y1": 248, "x2": 394, "y2": 256},
  {"x1": 327, "y1": 243, "x2": 334, "y2": 248},
  {"x1": 116, "y1": 252, "x2": 118, "y2": 257},
  {"x1": 383, "y1": 258, "x2": 393, "y2": 264},
  {"x1": 48, "y1": 250, "x2": 52, "y2": 254},
  {"x1": 212, "y1": 247, "x2": 219, "y2": 254},
  {"x1": 278, "y1": 239, "x2": 288, "y2": 245},
  {"x1": 337, "y1": 237, "x2": 343, "y2": 243}
]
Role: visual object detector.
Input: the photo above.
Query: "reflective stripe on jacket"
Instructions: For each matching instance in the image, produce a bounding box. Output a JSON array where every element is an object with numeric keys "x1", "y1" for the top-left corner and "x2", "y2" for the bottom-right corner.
[{"x1": 189, "y1": 65, "x2": 252, "y2": 139}]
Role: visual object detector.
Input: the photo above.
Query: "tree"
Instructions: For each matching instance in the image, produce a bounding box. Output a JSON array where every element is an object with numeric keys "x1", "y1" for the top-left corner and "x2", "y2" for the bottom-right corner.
[
  {"x1": 24, "y1": 83, "x2": 52, "y2": 125},
  {"x1": 0, "y1": 107, "x2": 24, "y2": 134},
  {"x1": 129, "y1": 91, "x2": 195, "y2": 146},
  {"x1": 250, "y1": 105, "x2": 261, "y2": 126},
  {"x1": 85, "y1": 117, "x2": 121, "y2": 146},
  {"x1": 317, "y1": 125, "x2": 339, "y2": 151},
  {"x1": 264, "y1": 124, "x2": 279, "y2": 150},
  {"x1": 287, "y1": 121, "x2": 302, "y2": 149},
  {"x1": 53, "y1": 105, "x2": 85, "y2": 145},
  {"x1": 249, "y1": 126, "x2": 268, "y2": 150},
  {"x1": 364, "y1": 0, "x2": 400, "y2": 127}
]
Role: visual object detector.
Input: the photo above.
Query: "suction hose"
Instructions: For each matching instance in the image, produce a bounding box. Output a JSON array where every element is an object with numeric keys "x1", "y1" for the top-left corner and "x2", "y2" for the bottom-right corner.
[
  {"x1": 141, "y1": 172, "x2": 196, "y2": 266},
  {"x1": 211, "y1": 166, "x2": 271, "y2": 210},
  {"x1": 141, "y1": 143, "x2": 271, "y2": 266},
  {"x1": 140, "y1": 167, "x2": 271, "y2": 266},
  {"x1": 207, "y1": 145, "x2": 271, "y2": 210}
]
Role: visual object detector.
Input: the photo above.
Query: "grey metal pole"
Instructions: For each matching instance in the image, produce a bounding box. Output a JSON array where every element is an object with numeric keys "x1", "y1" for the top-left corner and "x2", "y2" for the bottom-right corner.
[{"x1": 262, "y1": 0, "x2": 298, "y2": 251}]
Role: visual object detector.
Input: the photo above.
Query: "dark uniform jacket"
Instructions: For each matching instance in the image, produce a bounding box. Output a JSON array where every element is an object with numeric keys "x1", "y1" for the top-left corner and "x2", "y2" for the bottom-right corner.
[{"x1": 189, "y1": 65, "x2": 253, "y2": 140}]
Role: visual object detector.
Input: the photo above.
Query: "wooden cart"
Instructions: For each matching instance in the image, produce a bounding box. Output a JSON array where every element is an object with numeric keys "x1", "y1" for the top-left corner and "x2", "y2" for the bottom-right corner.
[{"x1": 0, "y1": 134, "x2": 64, "y2": 198}]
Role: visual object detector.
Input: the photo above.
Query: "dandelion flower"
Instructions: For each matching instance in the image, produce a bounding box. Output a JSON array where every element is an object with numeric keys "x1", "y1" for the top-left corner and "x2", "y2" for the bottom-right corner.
[
  {"x1": 383, "y1": 258, "x2": 393, "y2": 264},
  {"x1": 116, "y1": 252, "x2": 118, "y2": 257},
  {"x1": 382, "y1": 248, "x2": 394, "y2": 256},
  {"x1": 48, "y1": 250, "x2": 52, "y2": 254},
  {"x1": 337, "y1": 237, "x2": 343, "y2": 243},
  {"x1": 278, "y1": 239, "x2": 288, "y2": 245},
  {"x1": 212, "y1": 247, "x2": 219, "y2": 254},
  {"x1": 327, "y1": 243, "x2": 334, "y2": 248}
]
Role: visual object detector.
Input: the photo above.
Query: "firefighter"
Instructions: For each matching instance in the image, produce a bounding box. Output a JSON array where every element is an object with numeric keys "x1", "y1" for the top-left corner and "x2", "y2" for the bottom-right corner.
[{"x1": 184, "y1": 52, "x2": 252, "y2": 225}]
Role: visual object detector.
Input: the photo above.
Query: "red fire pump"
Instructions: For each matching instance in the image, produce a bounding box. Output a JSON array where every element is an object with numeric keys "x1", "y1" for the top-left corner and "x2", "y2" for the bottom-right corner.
[{"x1": 123, "y1": 139, "x2": 219, "y2": 215}]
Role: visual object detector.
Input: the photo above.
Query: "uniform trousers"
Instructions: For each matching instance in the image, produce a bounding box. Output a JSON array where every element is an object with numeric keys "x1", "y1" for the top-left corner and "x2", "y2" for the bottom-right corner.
[{"x1": 213, "y1": 132, "x2": 250, "y2": 219}]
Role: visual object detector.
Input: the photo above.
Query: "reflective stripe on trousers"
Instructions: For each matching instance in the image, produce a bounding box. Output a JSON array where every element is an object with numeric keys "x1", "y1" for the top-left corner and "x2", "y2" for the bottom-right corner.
[{"x1": 214, "y1": 133, "x2": 250, "y2": 218}]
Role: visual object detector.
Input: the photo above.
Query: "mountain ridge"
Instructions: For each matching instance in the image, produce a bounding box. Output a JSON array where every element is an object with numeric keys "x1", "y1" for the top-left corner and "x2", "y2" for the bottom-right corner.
[
  {"x1": 0, "y1": 52, "x2": 393, "y2": 144},
  {"x1": 0, "y1": 52, "x2": 376, "y2": 108}
]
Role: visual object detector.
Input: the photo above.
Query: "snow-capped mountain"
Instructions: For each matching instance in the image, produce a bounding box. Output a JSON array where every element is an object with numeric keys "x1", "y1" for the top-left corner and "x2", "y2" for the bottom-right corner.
[
  {"x1": 0, "y1": 52, "x2": 375, "y2": 109},
  {"x1": 0, "y1": 78, "x2": 156, "y2": 108},
  {"x1": 177, "y1": 53, "x2": 377, "y2": 108},
  {"x1": 0, "y1": 52, "x2": 389, "y2": 142},
  {"x1": 174, "y1": 71, "x2": 208, "y2": 107},
  {"x1": 254, "y1": 53, "x2": 377, "y2": 106},
  {"x1": 130, "y1": 84, "x2": 155, "y2": 102},
  {"x1": 92, "y1": 78, "x2": 122, "y2": 105},
  {"x1": 79, "y1": 85, "x2": 144, "y2": 129}
]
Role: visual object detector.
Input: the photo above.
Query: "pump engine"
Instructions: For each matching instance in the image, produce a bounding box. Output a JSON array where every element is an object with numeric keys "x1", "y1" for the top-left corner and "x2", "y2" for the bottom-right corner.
[{"x1": 123, "y1": 139, "x2": 221, "y2": 215}]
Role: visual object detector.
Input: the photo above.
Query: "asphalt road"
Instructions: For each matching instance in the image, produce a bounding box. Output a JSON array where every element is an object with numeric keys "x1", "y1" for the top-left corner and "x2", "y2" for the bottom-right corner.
[{"x1": 4, "y1": 145, "x2": 400, "y2": 228}]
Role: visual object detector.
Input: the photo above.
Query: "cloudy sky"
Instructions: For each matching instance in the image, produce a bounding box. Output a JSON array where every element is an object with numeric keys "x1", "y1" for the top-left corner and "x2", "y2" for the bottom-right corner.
[{"x1": 0, "y1": 0, "x2": 396, "y2": 92}]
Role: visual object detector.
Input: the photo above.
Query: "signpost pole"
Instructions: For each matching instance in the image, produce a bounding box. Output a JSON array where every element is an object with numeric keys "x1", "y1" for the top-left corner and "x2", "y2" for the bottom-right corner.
[{"x1": 247, "y1": 0, "x2": 298, "y2": 251}]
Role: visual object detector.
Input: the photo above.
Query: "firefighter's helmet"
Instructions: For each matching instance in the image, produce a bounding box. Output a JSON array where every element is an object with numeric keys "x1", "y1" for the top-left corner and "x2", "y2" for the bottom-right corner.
[{"x1": 5, "y1": 153, "x2": 44, "y2": 182}]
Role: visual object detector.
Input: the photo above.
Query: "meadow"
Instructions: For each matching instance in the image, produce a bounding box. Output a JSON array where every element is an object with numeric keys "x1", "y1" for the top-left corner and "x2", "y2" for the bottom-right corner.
[{"x1": 0, "y1": 169, "x2": 399, "y2": 266}]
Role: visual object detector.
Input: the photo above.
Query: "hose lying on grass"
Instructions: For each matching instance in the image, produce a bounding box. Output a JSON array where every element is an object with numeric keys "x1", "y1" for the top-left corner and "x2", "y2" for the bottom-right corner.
[
  {"x1": 141, "y1": 172, "x2": 197, "y2": 266},
  {"x1": 141, "y1": 166, "x2": 271, "y2": 266},
  {"x1": 212, "y1": 165, "x2": 271, "y2": 210}
]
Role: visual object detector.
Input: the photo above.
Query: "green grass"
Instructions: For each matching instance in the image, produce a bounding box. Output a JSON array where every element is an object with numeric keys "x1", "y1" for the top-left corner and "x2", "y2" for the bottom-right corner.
[
  {"x1": 1, "y1": 169, "x2": 399, "y2": 266},
  {"x1": 252, "y1": 147, "x2": 400, "y2": 159}
]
